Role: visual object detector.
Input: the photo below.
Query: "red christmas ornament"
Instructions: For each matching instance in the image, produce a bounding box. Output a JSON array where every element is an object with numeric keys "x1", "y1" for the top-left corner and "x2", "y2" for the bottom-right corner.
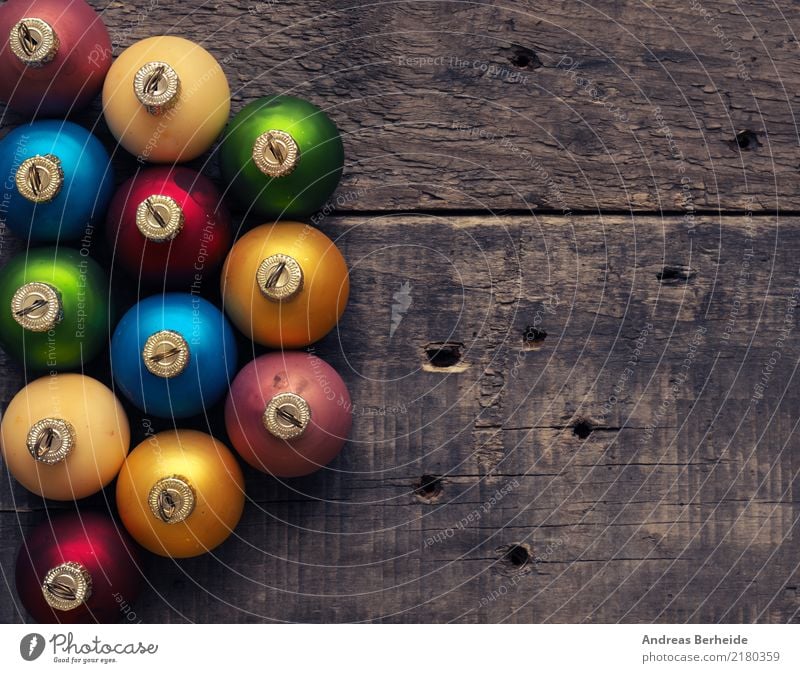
[
  {"x1": 0, "y1": 0, "x2": 112, "y2": 116},
  {"x1": 15, "y1": 511, "x2": 142, "y2": 624},
  {"x1": 225, "y1": 352, "x2": 352, "y2": 477},
  {"x1": 105, "y1": 167, "x2": 231, "y2": 288}
]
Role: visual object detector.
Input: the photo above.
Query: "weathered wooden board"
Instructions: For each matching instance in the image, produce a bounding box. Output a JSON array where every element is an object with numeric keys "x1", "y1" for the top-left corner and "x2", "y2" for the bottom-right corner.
[
  {"x1": 2, "y1": 0, "x2": 800, "y2": 624},
  {"x1": 2, "y1": 0, "x2": 799, "y2": 212},
  {"x1": 2, "y1": 214, "x2": 799, "y2": 623}
]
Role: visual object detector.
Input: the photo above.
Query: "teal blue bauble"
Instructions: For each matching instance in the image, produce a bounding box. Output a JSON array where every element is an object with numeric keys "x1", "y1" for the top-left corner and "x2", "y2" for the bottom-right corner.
[
  {"x1": 110, "y1": 293, "x2": 237, "y2": 418},
  {"x1": 0, "y1": 121, "x2": 113, "y2": 243}
]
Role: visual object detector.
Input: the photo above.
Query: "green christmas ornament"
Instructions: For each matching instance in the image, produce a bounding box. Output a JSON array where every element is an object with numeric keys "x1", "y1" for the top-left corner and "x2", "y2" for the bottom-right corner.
[
  {"x1": 0, "y1": 248, "x2": 110, "y2": 371},
  {"x1": 219, "y1": 95, "x2": 344, "y2": 219}
]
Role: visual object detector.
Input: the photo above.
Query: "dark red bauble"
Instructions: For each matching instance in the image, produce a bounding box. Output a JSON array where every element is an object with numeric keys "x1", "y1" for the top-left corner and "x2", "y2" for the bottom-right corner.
[
  {"x1": 0, "y1": 0, "x2": 112, "y2": 116},
  {"x1": 106, "y1": 167, "x2": 232, "y2": 288},
  {"x1": 15, "y1": 511, "x2": 142, "y2": 624},
  {"x1": 225, "y1": 352, "x2": 352, "y2": 477}
]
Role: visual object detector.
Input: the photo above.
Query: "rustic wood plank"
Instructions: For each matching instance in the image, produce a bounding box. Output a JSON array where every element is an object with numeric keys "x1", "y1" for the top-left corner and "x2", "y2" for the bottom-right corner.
[
  {"x1": 1, "y1": 214, "x2": 799, "y2": 623},
  {"x1": 2, "y1": 0, "x2": 800, "y2": 625},
  {"x1": 2, "y1": 0, "x2": 798, "y2": 212}
]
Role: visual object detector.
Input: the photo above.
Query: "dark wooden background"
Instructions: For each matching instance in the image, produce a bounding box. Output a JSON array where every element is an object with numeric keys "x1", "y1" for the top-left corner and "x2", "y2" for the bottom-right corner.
[{"x1": 1, "y1": 0, "x2": 799, "y2": 623}]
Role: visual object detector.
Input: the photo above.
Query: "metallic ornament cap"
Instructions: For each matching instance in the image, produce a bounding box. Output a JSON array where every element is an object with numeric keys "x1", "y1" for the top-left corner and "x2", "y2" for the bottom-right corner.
[
  {"x1": 134, "y1": 61, "x2": 181, "y2": 115},
  {"x1": 142, "y1": 329, "x2": 190, "y2": 378},
  {"x1": 16, "y1": 155, "x2": 64, "y2": 204},
  {"x1": 148, "y1": 475, "x2": 195, "y2": 524},
  {"x1": 136, "y1": 195, "x2": 185, "y2": 242},
  {"x1": 263, "y1": 392, "x2": 311, "y2": 440},
  {"x1": 252, "y1": 130, "x2": 300, "y2": 178},
  {"x1": 9, "y1": 18, "x2": 59, "y2": 67},
  {"x1": 42, "y1": 562, "x2": 92, "y2": 612},
  {"x1": 11, "y1": 282, "x2": 63, "y2": 332},
  {"x1": 256, "y1": 253, "x2": 304, "y2": 302},
  {"x1": 26, "y1": 417, "x2": 75, "y2": 464}
]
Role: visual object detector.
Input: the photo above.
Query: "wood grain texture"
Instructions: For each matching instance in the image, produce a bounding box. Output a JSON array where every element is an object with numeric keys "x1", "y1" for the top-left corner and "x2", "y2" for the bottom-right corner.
[
  {"x1": 1, "y1": 0, "x2": 800, "y2": 623},
  {"x1": 2, "y1": 0, "x2": 798, "y2": 213},
  {"x1": 2, "y1": 213, "x2": 800, "y2": 623}
]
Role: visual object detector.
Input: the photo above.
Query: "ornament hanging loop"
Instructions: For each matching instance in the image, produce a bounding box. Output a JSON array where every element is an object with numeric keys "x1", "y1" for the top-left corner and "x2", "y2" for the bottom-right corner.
[
  {"x1": 11, "y1": 282, "x2": 63, "y2": 332},
  {"x1": 41, "y1": 562, "x2": 92, "y2": 611},
  {"x1": 263, "y1": 392, "x2": 311, "y2": 440},
  {"x1": 15, "y1": 154, "x2": 63, "y2": 204},
  {"x1": 136, "y1": 194, "x2": 184, "y2": 242},
  {"x1": 148, "y1": 475, "x2": 195, "y2": 524},
  {"x1": 9, "y1": 18, "x2": 59, "y2": 67},
  {"x1": 252, "y1": 130, "x2": 299, "y2": 178},
  {"x1": 256, "y1": 253, "x2": 303, "y2": 302},
  {"x1": 26, "y1": 418, "x2": 75, "y2": 464},
  {"x1": 134, "y1": 61, "x2": 181, "y2": 115},
  {"x1": 142, "y1": 330, "x2": 190, "y2": 378}
]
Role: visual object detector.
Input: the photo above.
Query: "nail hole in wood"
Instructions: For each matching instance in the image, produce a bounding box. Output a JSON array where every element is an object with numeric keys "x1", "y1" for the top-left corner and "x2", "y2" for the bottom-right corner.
[
  {"x1": 522, "y1": 325, "x2": 547, "y2": 350},
  {"x1": 507, "y1": 45, "x2": 542, "y2": 70},
  {"x1": 496, "y1": 543, "x2": 533, "y2": 575},
  {"x1": 573, "y1": 419, "x2": 593, "y2": 439},
  {"x1": 656, "y1": 265, "x2": 696, "y2": 285},
  {"x1": 425, "y1": 342, "x2": 463, "y2": 368},
  {"x1": 733, "y1": 129, "x2": 760, "y2": 150},
  {"x1": 414, "y1": 474, "x2": 443, "y2": 503}
]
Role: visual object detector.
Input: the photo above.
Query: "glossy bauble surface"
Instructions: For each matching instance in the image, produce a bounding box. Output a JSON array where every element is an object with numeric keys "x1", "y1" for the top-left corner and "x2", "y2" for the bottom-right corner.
[
  {"x1": 0, "y1": 121, "x2": 114, "y2": 242},
  {"x1": 103, "y1": 36, "x2": 230, "y2": 163},
  {"x1": 16, "y1": 511, "x2": 141, "y2": 623},
  {"x1": 225, "y1": 352, "x2": 352, "y2": 477},
  {"x1": 0, "y1": 0, "x2": 111, "y2": 116},
  {"x1": 106, "y1": 167, "x2": 231, "y2": 288},
  {"x1": 1, "y1": 374, "x2": 129, "y2": 500},
  {"x1": 116, "y1": 430, "x2": 245, "y2": 558},
  {"x1": 219, "y1": 96, "x2": 344, "y2": 218},
  {"x1": 110, "y1": 293, "x2": 237, "y2": 418},
  {"x1": 220, "y1": 222, "x2": 349, "y2": 348},
  {"x1": 0, "y1": 248, "x2": 110, "y2": 371}
]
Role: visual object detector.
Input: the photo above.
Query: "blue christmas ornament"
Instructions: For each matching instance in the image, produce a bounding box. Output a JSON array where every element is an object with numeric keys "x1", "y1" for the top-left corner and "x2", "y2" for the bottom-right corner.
[
  {"x1": 0, "y1": 120, "x2": 113, "y2": 243},
  {"x1": 110, "y1": 293, "x2": 238, "y2": 418}
]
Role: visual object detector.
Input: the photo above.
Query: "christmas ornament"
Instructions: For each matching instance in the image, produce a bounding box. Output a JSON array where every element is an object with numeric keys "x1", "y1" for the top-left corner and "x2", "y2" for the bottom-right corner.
[
  {"x1": 219, "y1": 95, "x2": 344, "y2": 218},
  {"x1": 105, "y1": 166, "x2": 231, "y2": 288},
  {"x1": 110, "y1": 293, "x2": 237, "y2": 418},
  {"x1": 15, "y1": 511, "x2": 141, "y2": 624},
  {"x1": 102, "y1": 36, "x2": 230, "y2": 163},
  {"x1": 0, "y1": 248, "x2": 110, "y2": 371},
  {"x1": 116, "y1": 430, "x2": 245, "y2": 558},
  {"x1": 225, "y1": 352, "x2": 352, "y2": 477},
  {"x1": 0, "y1": 0, "x2": 111, "y2": 116},
  {"x1": 0, "y1": 121, "x2": 114, "y2": 242},
  {"x1": 1, "y1": 374, "x2": 129, "y2": 500},
  {"x1": 220, "y1": 221, "x2": 349, "y2": 348}
]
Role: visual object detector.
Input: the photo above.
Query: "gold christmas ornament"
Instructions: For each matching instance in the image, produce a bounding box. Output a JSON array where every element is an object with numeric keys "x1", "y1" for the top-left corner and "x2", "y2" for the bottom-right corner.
[
  {"x1": 116, "y1": 430, "x2": 245, "y2": 558},
  {"x1": 0, "y1": 374, "x2": 130, "y2": 500},
  {"x1": 103, "y1": 36, "x2": 230, "y2": 163}
]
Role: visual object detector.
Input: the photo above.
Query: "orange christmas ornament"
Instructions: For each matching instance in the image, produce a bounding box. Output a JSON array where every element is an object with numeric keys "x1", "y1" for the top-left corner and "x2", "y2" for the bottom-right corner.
[{"x1": 220, "y1": 221, "x2": 349, "y2": 348}]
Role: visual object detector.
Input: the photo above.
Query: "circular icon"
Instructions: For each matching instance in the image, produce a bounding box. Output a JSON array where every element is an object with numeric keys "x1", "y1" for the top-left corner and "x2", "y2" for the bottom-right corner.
[{"x1": 19, "y1": 633, "x2": 45, "y2": 661}]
